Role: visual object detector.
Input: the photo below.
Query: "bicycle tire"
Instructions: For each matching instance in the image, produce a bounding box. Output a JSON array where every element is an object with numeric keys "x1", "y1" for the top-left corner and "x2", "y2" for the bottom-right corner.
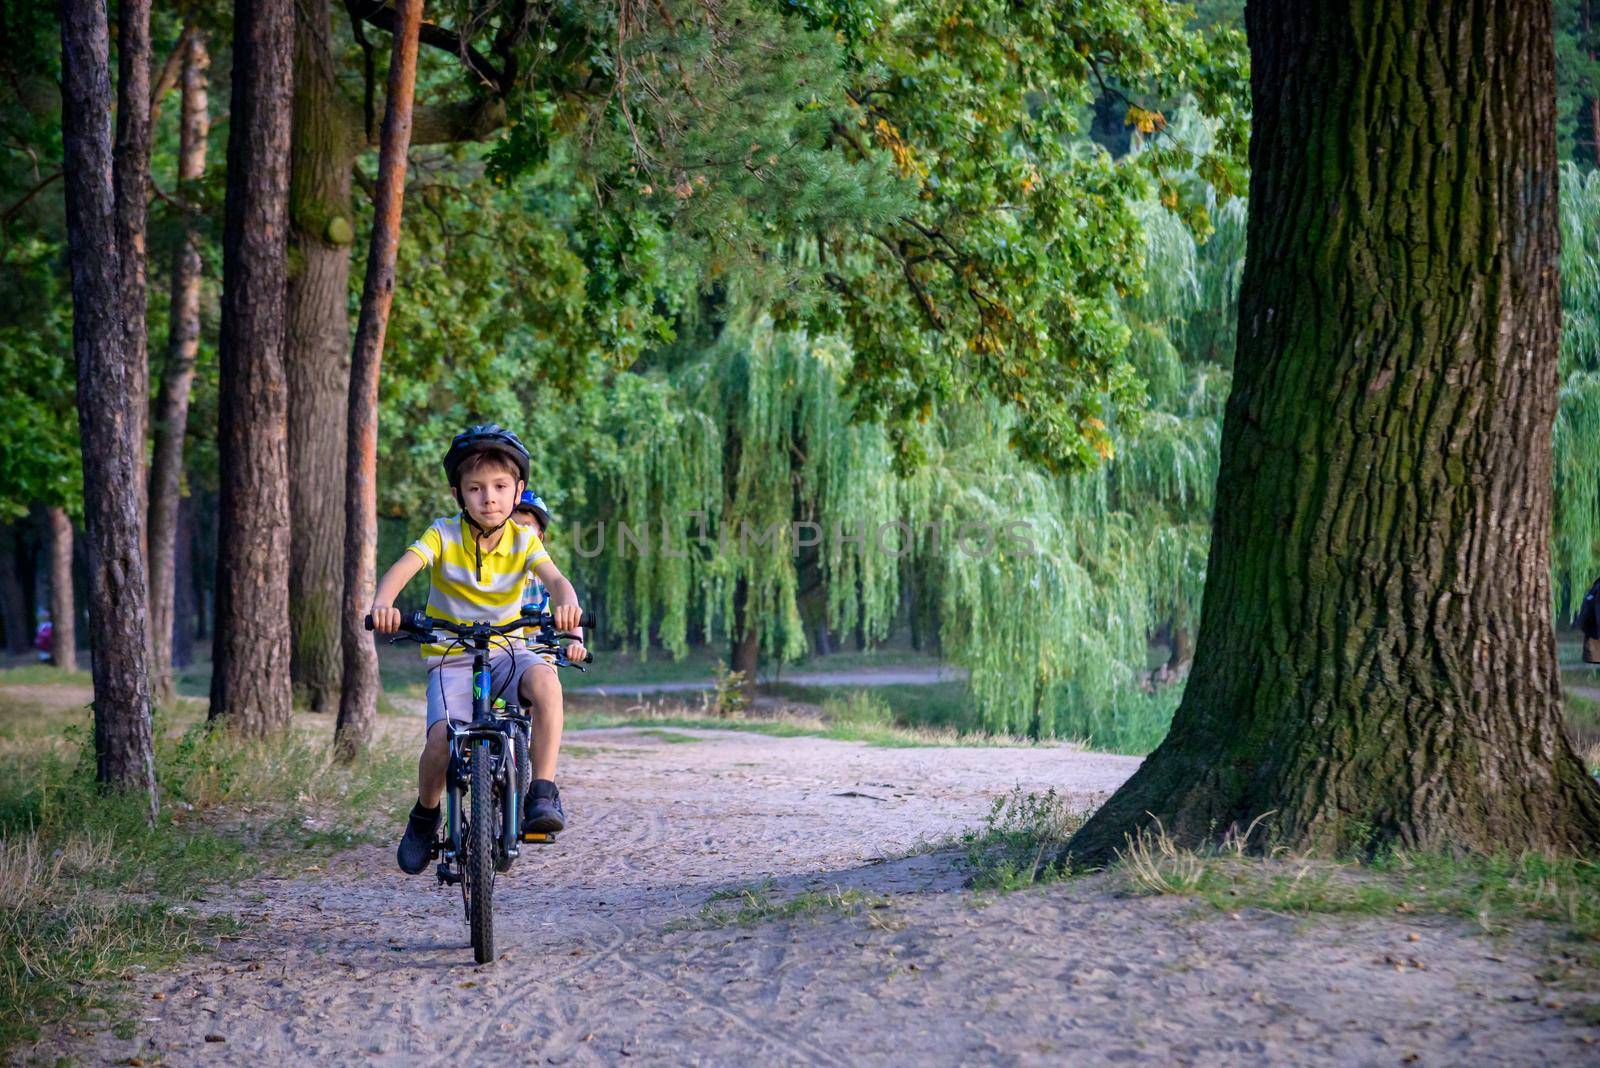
[{"x1": 467, "y1": 738, "x2": 497, "y2": 964}]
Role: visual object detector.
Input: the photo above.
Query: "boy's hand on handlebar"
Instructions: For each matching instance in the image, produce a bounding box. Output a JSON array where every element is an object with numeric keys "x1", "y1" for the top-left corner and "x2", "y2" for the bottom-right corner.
[
  {"x1": 551, "y1": 603, "x2": 582, "y2": 632},
  {"x1": 565, "y1": 641, "x2": 589, "y2": 664},
  {"x1": 370, "y1": 605, "x2": 402, "y2": 634}
]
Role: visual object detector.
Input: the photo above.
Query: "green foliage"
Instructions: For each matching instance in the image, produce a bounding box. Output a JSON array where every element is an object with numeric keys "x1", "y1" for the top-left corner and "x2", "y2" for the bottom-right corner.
[
  {"x1": 806, "y1": 0, "x2": 1249, "y2": 471},
  {"x1": 1554, "y1": 164, "x2": 1600, "y2": 613},
  {"x1": 1556, "y1": 1, "x2": 1600, "y2": 165},
  {"x1": 0, "y1": 236, "x2": 79, "y2": 517}
]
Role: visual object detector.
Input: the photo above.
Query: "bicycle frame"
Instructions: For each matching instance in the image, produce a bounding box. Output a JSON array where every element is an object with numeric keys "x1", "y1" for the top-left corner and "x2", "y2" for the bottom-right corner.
[{"x1": 439, "y1": 644, "x2": 527, "y2": 888}]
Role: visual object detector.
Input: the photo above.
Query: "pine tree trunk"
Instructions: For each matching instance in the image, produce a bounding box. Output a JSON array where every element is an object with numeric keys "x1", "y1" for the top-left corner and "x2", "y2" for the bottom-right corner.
[
  {"x1": 113, "y1": 0, "x2": 152, "y2": 535},
  {"x1": 148, "y1": 28, "x2": 209, "y2": 708},
  {"x1": 46, "y1": 508, "x2": 76, "y2": 673},
  {"x1": 173, "y1": 494, "x2": 195, "y2": 668},
  {"x1": 59, "y1": 0, "x2": 158, "y2": 809},
  {"x1": 1068, "y1": 0, "x2": 1600, "y2": 862},
  {"x1": 286, "y1": 0, "x2": 360, "y2": 714},
  {"x1": 209, "y1": 0, "x2": 294, "y2": 737},
  {"x1": 336, "y1": 0, "x2": 423, "y2": 761}
]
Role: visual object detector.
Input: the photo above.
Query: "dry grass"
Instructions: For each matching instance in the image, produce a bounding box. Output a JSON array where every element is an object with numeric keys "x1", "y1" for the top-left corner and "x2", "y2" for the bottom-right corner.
[{"x1": 0, "y1": 677, "x2": 415, "y2": 1054}]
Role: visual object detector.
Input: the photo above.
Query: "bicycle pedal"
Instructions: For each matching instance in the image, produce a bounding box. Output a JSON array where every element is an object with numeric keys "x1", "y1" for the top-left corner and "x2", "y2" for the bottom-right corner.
[{"x1": 519, "y1": 831, "x2": 556, "y2": 844}]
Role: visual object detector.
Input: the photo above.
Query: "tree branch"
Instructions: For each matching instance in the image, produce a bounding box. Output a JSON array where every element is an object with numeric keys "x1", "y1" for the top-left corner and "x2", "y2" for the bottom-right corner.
[
  {"x1": 403, "y1": 96, "x2": 507, "y2": 146},
  {"x1": 344, "y1": 0, "x2": 504, "y2": 91},
  {"x1": 148, "y1": 24, "x2": 193, "y2": 126}
]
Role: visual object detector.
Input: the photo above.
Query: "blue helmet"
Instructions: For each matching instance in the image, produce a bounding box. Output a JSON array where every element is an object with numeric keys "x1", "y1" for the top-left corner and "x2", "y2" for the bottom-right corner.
[{"x1": 515, "y1": 490, "x2": 552, "y2": 529}]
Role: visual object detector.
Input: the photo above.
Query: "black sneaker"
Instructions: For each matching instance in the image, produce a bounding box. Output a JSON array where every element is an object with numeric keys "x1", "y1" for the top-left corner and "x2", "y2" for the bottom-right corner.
[
  {"x1": 523, "y1": 780, "x2": 565, "y2": 834},
  {"x1": 397, "y1": 802, "x2": 440, "y2": 874}
]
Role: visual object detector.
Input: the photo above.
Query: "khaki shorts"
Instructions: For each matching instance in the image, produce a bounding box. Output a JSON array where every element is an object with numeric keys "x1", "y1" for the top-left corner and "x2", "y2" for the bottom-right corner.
[{"x1": 423, "y1": 646, "x2": 555, "y2": 730}]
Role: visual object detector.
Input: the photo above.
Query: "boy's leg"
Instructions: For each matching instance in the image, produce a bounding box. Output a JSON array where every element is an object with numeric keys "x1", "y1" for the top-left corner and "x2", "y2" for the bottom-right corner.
[
  {"x1": 518, "y1": 660, "x2": 563, "y2": 780},
  {"x1": 418, "y1": 720, "x2": 450, "y2": 808},
  {"x1": 518, "y1": 659, "x2": 565, "y2": 832},
  {"x1": 399, "y1": 723, "x2": 451, "y2": 874},
  {"x1": 400, "y1": 662, "x2": 465, "y2": 874}
]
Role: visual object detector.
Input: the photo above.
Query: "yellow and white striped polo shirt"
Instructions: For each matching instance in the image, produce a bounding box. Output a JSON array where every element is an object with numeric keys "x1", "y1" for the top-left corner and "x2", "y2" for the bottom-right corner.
[{"x1": 405, "y1": 514, "x2": 552, "y2": 658}]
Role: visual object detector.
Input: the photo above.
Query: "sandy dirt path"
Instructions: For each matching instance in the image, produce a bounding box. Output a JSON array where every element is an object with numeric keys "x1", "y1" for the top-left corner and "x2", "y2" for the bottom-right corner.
[{"x1": 29, "y1": 728, "x2": 1600, "y2": 1067}]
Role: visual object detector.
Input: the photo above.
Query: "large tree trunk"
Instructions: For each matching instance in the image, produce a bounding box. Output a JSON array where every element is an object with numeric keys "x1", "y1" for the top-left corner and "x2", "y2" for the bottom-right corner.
[
  {"x1": 336, "y1": 0, "x2": 423, "y2": 761},
  {"x1": 113, "y1": 0, "x2": 151, "y2": 534},
  {"x1": 46, "y1": 508, "x2": 76, "y2": 673},
  {"x1": 1068, "y1": 0, "x2": 1600, "y2": 863},
  {"x1": 148, "y1": 28, "x2": 209, "y2": 708},
  {"x1": 287, "y1": 0, "x2": 359, "y2": 714},
  {"x1": 59, "y1": 0, "x2": 158, "y2": 808},
  {"x1": 209, "y1": 0, "x2": 294, "y2": 737}
]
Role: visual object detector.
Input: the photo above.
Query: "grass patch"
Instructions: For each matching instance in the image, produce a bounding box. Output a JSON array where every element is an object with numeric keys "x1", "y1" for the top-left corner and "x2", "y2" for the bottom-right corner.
[
  {"x1": 1564, "y1": 690, "x2": 1600, "y2": 775},
  {"x1": 567, "y1": 696, "x2": 1037, "y2": 749},
  {"x1": 1114, "y1": 821, "x2": 1600, "y2": 950},
  {"x1": 0, "y1": 682, "x2": 412, "y2": 1056},
  {"x1": 675, "y1": 879, "x2": 893, "y2": 930},
  {"x1": 959, "y1": 787, "x2": 1088, "y2": 891}
]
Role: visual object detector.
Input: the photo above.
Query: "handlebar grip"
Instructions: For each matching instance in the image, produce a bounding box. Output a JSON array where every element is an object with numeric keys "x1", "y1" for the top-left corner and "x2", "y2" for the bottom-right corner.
[
  {"x1": 579, "y1": 611, "x2": 596, "y2": 630},
  {"x1": 364, "y1": 614, "x2": 375, "y2": 631}
]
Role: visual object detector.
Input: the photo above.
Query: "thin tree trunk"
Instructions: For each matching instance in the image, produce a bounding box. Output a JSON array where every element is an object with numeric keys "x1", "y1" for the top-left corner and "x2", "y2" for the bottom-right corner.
[
  {"x1": 336, "y1": 0, "x2": 423, "y2": 761},
  {"x1": 148, "y1": 28, "x2": 209, "y2": 708},
  {"x1": 113, "y1": 0, "x2": 151, "y2": 535},
  {"x1": 209, "y1": 0, "x2": 294, "y2": 737},
  {"x1": 288, "y1": 0, "x2": 360, "y2": 713},
  {"x1": 59, "y1": 0, "x2": 157, "y2": 809},
  {"x1": 46, "y1": 508, "x2": 76, "y2": 673},
  {"x1": 173, "y1": 494, "x2": 196, "y2": 668},
  {"x1": 1591, "y1": 93, "x2": 1599, "y2": 170},
  {"x1": 1068, "y1": 0, "x2": 1600, "y2": 863},
  {"x1": 1165, "y1": 624, "x2": 1191, "y2": 676},
  {"x1": 147, "y1": 24, "x2": 191, "y2": 127},
  {"x1": 730, "y1": 576, "x2": 759, "y2": 696}
]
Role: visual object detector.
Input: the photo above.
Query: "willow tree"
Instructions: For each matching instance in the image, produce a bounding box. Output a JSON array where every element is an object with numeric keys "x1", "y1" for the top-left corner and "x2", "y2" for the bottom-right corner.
[
  {"x1": 1554, "y1": 163, "x2": 1600, "y2": 612},
  {"x1": 1069, "y1": 1, "x2": 1600, "y2": 861}
]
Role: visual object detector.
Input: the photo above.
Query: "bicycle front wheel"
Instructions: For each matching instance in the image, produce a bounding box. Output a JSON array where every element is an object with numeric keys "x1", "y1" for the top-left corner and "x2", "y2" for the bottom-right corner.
[{"x1": 467, "y1": 738, "x2": 497, "y2": 963}]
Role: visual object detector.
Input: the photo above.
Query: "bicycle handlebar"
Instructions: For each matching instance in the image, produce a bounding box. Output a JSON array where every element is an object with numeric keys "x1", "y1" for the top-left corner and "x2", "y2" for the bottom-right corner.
[{"x1": 363, "y1": 608, "x2": 597, "y2": 663}]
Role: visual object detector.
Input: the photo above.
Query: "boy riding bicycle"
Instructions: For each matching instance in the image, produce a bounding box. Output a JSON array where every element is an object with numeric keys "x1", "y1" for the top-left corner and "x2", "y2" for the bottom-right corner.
[{"x1": 369, "y1": 424, "x2": 588, "y2": 875}]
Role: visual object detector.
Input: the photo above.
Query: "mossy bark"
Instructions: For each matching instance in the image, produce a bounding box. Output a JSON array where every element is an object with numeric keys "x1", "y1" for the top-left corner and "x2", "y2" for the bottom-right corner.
[
  {"x1": 286, "y1": 1, "x2": 359, "y2": 713},
  {"x1": 1068, "y1": 0, "x2": 1600, "y2": 862}
]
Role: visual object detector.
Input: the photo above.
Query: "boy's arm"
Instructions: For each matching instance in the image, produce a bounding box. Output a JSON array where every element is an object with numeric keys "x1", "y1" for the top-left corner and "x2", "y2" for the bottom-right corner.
[
  {"x1": 533, "y1": 558, "x2": 583, "y2": 637},
  {"x1": 370, "y1": 552, "x2": 426, "y2": 634}
]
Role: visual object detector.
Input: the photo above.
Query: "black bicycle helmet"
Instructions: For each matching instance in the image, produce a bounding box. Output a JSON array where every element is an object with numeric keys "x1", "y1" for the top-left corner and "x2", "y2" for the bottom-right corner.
[{"x1": 442, "y1": 423, "x2": 530, "y2": 487}]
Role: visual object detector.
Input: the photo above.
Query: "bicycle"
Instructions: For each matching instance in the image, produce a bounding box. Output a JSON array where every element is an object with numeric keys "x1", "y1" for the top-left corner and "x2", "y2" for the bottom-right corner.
[{"x1": 365, "y1": 605, "x2": 594, "y2": 963}]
